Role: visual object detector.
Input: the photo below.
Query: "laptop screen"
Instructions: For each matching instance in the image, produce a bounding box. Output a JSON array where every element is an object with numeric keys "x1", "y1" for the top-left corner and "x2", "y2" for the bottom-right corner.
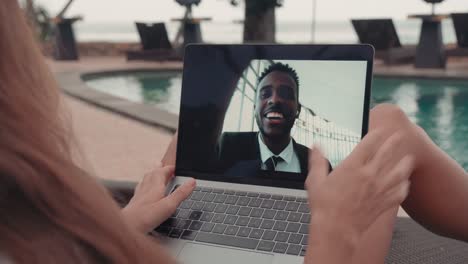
[{"x1": 176, "y1": 45, "x2": 373, "y2": 189}]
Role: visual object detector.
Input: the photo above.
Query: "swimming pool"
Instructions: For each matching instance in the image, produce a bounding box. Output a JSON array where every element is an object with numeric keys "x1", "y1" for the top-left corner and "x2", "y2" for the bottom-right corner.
[{"x1": 84, "y1": 71, "x2": 468, "y2": 170}]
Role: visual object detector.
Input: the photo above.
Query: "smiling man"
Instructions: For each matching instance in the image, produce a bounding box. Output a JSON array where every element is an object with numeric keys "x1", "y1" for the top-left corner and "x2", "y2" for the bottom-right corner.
[{"x1": 217, "y1": 63, "x2": 318, "y2": 176}]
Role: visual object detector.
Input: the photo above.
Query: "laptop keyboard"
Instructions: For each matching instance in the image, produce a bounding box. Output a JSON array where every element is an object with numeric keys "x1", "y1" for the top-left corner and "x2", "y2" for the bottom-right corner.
[{"x1": 154, "y1": 186, "x2": 310, "y2": 256}]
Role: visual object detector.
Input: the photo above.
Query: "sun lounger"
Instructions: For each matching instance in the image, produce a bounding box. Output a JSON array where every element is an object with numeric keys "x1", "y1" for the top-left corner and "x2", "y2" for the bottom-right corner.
[
  {"x1": 351, "y1": 19, "x2": 416, "y2": 65},
  {"x1": 446, "y1": 13, "x2": 468, "y2": 57},
  {"x1": 103, "y1": 179, "x2": 468, "y2": 263},
  {"x1": 126, "y1": 22, "x2": 181, "y2": 61}
]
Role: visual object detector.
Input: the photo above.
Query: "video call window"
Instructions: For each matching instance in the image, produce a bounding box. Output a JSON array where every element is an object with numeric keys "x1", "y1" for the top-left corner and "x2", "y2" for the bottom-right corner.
[{"x1": 220, "y1": 59, "x2": 367, "y2": 172}]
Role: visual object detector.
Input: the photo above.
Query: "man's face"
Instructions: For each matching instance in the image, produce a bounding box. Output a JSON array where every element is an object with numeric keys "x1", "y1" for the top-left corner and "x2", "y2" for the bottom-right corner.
[{"x1": 255, "y1": 71, "x2": 299, "y2": 139}]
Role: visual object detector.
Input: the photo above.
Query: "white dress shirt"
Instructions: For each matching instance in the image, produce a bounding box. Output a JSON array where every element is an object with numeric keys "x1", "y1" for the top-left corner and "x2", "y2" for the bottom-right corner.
[{"x1": 258, "y1": 133, "x2": 301, "y2": 173}]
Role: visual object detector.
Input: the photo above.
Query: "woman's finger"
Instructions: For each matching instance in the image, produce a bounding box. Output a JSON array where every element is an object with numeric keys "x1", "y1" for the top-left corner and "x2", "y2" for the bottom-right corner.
[
  {"x1": 346, "y1": 129, "x2": 386, "y2": 165},
  {"x1": 159, "y1": 165, "x2": 176, "y2": 186},
  {"x1": 306, "y1": 147, "x2": 328, "y2": 188},
  {"x1": 150, "y1": 178, "x2": 196, "y2": 227},
  {"x1": 368, "y1": 131, "x2": 405, "y2": 174},
  {"x1": 380, "y1": 155, "x2": 414, "y2": 194}
]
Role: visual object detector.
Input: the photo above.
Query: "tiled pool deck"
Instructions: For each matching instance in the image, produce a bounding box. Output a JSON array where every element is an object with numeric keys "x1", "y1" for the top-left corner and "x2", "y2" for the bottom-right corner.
[{"x1": 48, "y1": 56, "x2": 468, "y2": 217}]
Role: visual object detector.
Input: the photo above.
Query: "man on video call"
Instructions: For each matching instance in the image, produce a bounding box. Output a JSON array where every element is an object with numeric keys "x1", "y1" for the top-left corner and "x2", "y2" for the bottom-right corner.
[{"x1": 217, "y1": 63, "x2": 331, "y2": 177}]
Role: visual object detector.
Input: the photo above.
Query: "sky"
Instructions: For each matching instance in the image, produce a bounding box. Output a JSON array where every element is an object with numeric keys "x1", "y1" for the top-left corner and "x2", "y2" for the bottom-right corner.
[{"x1": 35, "y1": 0, "x2": 467, "y2": 23}]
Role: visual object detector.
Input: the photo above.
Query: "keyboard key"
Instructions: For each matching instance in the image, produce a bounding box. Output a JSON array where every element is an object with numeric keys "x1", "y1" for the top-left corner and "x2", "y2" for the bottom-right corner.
[
  {"x1": 300, "y1": 213, "x2": 311, "y2": 224},
  {"x1": 212, "y1": 214, "x2": 226, "y2": 223},
  {"x1": 285, "y1": 202, "x2": 300, "y2": 211},
  {"x1": 161, "y1": 217, "x2": 178, "y2": 227},
  {"x1": 301, "y1": 235, "x2": 308, "y2": 245},
  {"x1": 247, "y1": 192, "x2": 259, "y2": 197},
  {"x1": 193, "y1": 186, "x2": 202, "y2": 191},
  {"x1": 287, "y1": 244, "x2": 302, "y2": 255},
  {"x1": 202, "y1": 202, "x2": 216, "y2": 212},
  {"x1": 192, "y1": 201, "x2": 204, "y2": 210},
  {"x1": 271, "y1": 194, "x2": 283, "y2": 200},
  {"x1": 262, "y1": 230, "x2": 277, "y2": 240},
  {"x1": 213, "y1": 224, "x2": 227, "y2": 234},
  {"x1": 274, "y1": 232, "x2": 289, "y2": 242},
  {"x1": 250, "y1": 208, "x2": 264, "y2": 218},
  {"x1": 262, "y1": 209, "x2": 276, "y2": 219},
  {"x1": 235, "y1": 216, "x2": 250, "y2": 226},
  {"x1": 261, "y1": 199, "x2": 274, "y2": 209},
  {"x1": 180, "y1": 200, "x2": 193, "y2": 209},
  {"x1": 226, "y1": 205, "x2": 240, "y2": 215},
  {"x1": 169, "y1": 228, "x2": 183, "y2": 238},
  {"x1": 191, "y1": 191, "x2": 205, "y2": 201},
  {"x1": 273, "y1": 221, "x2": 287, "y2": 231},
  {"x1": 259, "y1": 193, "x2": 271, "y2": 199},
  {"x1": 237, "y1": 197, "x2": 251, "y2": 206},
  {"x1": 248, "y1": 218, "x2": 262, "y2": 228},
  {"x1": 214, "y1": 204, "x2": 228, "y2": 213},
  {"x1": 155, "y1": 226, "x2": 171, "y2": 235},
  {"x1": 214, "y1": 194, "x2": 227, "y2": 203},
  {"x1": 248, "y1": 198, "x2": 263, "y2": 207},
  {"x1": 225, "y1": 225, "x2": 239, "y2": 236},
  {"x1": 189, "y1": 211, "x2": 203, "y2": 220},
  {"x1": 257, "y1": 240, "x2": 275, "y2": 252},
  {"x1": 178, "y1": 209, "x2": 190, "y2": 219},
  {"x1": 286, "y1": 223, "x2": 301, "y2": 233},
  {"x1": 260, "y1": 219, "x2": 274, "y2": 229},
  {"x1": 195, "y1": 232, "x2": 259, "y2": 250},
  {"x1": 201, "y1": 222, "x2": 215, "y2": 232},
  {"x1": 238, "y1": 207, "x2": 252, "y2": 216},
  {"x1": 201, "y1": 187, "x2": 212, "y2": 192},
  {"x1": 296, "y1": 197, "x2": 308, "y2": 203},
  {"x1": 288, "y1": 233, "x2": 303, "y2": 244},
  {"x1": 225, "y1": 196, "x2": 239, "y2": 205},
  {"x1": 274, "y1": 211, "x2": 289, "y2": 221},
  {"x1": 273, "y1": 200, "x2": 287, "y2": 210},
  {"x1": 176, "y1": 219, "x2": 191, "y2": 229},
  {"x1": 284, "y1": 196, "x2": 296, "y2": 201},
  {"x1": 212, "y1": 188, "x2": 224, "y2": 194},
  {"x1": 224, "y1": 215, "x2": 238, "y2": 225},
  {"x1": 235, "y1": 191, "x2": 247, "y2": 196},
  {"x1": 287, "y1": 212, "x2": 302, "y2": 222},
  {"x1": 249, "y1": 228, "x2": 263, "y2": 239},
  {"x1": 224, "y1": 189, "x2": 235, "y2": 195},
  {"x1": 299, "y1": 224, "x2": 309, "y2": 234},
  {"x1": 189, "y1": 221, "x2": 203, "y2": 231},
  {"x1": 298, "y1": 203, "x2": 310, "y2": 213},
  {"x1": 237, "y1": 227, "x2": 251, "y2": 237},
  {"x1": 273, "y1": 242, "x2": 288, "y2": 253},
  {"x1": 300, "y1": 246, "x2": 307, "y2": 256},
  {"x1": 200, "y1": 212, "x2": 214, "y2": 222},
  {"x1": 202, "y1": 193, "x2": 216, "y2": 202}
]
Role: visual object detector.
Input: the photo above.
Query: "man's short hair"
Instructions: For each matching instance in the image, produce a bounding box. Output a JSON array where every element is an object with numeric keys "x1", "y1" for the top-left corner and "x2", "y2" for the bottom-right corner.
[{"x1": 257, "y1": 62, "x2": 300, "y2": 98}]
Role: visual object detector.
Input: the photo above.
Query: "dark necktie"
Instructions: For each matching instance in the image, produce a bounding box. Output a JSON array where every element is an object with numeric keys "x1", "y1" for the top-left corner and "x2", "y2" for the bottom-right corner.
[{"x1": 265, "y1": 156, "x2": 284, "y2": 171}]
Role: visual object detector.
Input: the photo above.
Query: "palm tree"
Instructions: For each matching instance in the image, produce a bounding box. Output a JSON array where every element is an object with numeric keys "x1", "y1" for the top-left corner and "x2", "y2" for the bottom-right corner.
[{"x1": 231, "y1": 0, "x2": 283, "y2": 43}]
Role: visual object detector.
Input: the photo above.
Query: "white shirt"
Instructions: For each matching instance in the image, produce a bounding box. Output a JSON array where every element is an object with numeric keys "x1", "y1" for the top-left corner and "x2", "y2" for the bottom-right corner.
[{"x1": 258, "y1": 133, "x2": 301, "y2": 173}]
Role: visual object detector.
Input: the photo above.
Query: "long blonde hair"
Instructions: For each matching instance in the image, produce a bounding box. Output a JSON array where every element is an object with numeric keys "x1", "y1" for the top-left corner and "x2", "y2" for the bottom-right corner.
[{"x1": 0, "y1": 1, "x2": 173, "y2": 262}]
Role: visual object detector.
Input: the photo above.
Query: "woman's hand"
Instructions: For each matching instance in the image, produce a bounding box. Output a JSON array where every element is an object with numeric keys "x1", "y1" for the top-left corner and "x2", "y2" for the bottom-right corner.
[
  {"x1": 121, "y1": 164, "x2": 196, "y2": 233},
  {"x1": 304, "y1": 130, "x2": 414, "y2": 263}
]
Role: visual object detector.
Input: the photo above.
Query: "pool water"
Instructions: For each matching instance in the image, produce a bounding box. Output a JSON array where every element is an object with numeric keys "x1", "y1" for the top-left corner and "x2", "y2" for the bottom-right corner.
[{"x1": 84, "y1": 72, "x2": 468, "y2": 170}]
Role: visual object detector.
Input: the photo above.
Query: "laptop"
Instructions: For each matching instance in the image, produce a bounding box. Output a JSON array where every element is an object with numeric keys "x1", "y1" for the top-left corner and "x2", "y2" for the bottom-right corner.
[{"x1": 156, "y1": 44, "x2": 374, "y2": 264}]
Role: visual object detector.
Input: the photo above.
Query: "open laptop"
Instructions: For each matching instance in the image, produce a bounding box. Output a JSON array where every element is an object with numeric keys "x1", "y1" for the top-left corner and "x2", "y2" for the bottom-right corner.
[{"x1": 156, "y1": 44, "x2": 374, "y2": 264}]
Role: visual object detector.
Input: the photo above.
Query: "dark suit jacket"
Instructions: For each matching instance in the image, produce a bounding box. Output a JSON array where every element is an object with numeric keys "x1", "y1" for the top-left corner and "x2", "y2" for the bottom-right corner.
[{"x1": 216, "y1": 132, "x2": 311, "y2": 178}]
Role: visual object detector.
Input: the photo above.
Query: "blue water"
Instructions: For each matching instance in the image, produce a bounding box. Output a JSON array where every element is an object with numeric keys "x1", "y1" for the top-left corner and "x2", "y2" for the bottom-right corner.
[{"x1": 85, "y1": 72, "x2": 468, "y2": 170}]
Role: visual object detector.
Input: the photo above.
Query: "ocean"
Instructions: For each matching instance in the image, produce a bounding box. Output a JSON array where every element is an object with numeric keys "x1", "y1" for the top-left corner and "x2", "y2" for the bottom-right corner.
[{"x1": 74, "y1": 20, "x2": 458, "y2": 45}]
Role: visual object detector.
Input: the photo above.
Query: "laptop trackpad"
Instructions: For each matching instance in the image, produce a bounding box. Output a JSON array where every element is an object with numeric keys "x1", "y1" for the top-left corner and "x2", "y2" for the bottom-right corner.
[{"x1": 178, "y1": 243, "x2": 274, "y2": 264}]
